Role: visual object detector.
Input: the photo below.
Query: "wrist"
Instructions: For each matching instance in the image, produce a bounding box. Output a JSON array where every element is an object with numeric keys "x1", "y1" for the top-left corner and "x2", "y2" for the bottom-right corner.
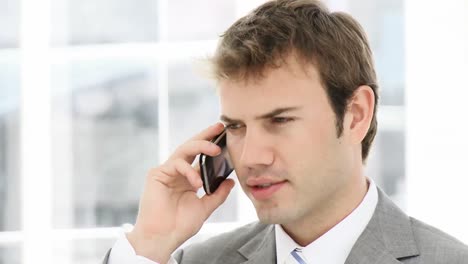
[{"x1": 126, "y1": 229, "x2": 179, "y2": 264}]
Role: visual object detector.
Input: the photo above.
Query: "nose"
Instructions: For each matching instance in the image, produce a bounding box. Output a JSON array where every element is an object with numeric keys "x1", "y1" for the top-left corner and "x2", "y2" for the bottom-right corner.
[{"x1": 238, "y1": 127, "x2": 275, "y2": 169}]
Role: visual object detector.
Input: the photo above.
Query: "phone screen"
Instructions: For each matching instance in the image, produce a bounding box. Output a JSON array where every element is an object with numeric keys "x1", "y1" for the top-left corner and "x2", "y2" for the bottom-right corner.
[{"x1": 199, "y1": 130, "x2": 234, "y2": 195}]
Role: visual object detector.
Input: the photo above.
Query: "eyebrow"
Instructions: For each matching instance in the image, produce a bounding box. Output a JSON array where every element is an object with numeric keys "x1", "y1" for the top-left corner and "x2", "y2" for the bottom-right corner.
[{"x1": 220, "y1": 106, "x2": 302, "y2": 123}]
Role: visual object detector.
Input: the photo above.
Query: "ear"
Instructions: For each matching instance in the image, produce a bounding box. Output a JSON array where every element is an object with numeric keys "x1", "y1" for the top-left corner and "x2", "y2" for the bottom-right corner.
[{"x1": 343, "y1": 85, "x2": 375, "y2": 144}]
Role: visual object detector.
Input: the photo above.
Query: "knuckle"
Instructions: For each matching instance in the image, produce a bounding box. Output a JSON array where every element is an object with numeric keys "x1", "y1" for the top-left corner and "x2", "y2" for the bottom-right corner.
[
  {"x1": 174, "y1": 157, "x2": 186, "y2": 166},
  {"x1": 172, "y1": 145, "x2": 183, "y2": 156},
  {"x1": 148, "y1": 167, "x2": 159, "y2": 176},
  {"x1": 200, "y1": 140, "x2": 214, "y2": 151},
  {"x1": 161, "y1": 159, "x2": 173, "y2": 169},
  {"x1": 146, "y1": 167, "x2": 163, "y2": 180}
]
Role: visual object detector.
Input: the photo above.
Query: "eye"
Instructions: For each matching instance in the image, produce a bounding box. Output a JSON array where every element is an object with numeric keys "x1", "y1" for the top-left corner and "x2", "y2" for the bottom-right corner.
[
  {"x1": 271, "y1": 117, "x2": 294, "y2": 124},
  {"x1": 225, "y1": 123, "x2": 243, "y2": 130}
]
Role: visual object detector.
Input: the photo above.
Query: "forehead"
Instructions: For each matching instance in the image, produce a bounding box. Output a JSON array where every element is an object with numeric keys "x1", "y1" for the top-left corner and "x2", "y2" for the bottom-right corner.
[{"x1": 218, "y1": 59, "x2": 327, "y2": 118}]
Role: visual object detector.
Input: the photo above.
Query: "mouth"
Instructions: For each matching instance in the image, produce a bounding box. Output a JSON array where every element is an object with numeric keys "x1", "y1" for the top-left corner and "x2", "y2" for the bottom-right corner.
[{"x1": 247, "y1": 180, "x2": 287, "y2": 200}]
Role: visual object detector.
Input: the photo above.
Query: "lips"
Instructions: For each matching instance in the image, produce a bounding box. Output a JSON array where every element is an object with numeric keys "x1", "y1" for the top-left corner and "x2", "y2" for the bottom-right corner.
[
  {"x1": 246, "y1": 178, "x2": 286, "y2": 200},
  {"x1": 255, "y1": 183, "x2": 275, "y2": 188},
  {"x1": 246, "y1": 177, "x2": 285, "y2": 187}
]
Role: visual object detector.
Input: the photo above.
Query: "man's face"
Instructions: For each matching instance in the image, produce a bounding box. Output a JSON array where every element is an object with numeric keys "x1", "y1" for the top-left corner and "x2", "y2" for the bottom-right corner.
[{"x1": 219, "y1": 57, "x2": 355, "y2": 225}]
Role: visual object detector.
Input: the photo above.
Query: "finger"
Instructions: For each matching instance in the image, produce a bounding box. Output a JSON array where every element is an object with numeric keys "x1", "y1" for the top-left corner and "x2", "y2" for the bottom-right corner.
[
  {"x1": 171, "y1": 140, "x2": 222, "y2": 163},
  {"x1": 169, "y1": 123, "x2": 224, "y2": 163},
  {"x1": 172, "y1": 158, "x2": 203, "y2": 188},
  {"x1": 192, "y1": 161, "x2": 200, "y2": 172},
  {"x1": 201, "y1": 179, "x2": 235, "y2": 217},
  {"x1": 160, "y1": 159, "x2": 202, "y2": 188},
  {"x1": 190, "y1": 122, "x2": 225, "y2": 141}
]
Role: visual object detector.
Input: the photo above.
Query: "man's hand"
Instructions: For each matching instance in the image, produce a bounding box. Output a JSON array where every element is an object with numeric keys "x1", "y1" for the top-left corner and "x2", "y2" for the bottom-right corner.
[{"x1": 126, "y1": 123, "x2": 235, "y2": 263}]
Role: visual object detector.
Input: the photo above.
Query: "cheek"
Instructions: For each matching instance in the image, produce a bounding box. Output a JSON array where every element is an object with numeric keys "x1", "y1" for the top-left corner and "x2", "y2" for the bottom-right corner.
[
  {"x1": 288, "y1": 126, "x2": 330, "y2": 156},
  {"x1": 226, "y1": 135, "x2": 243, "y2": 168},
  {"x1": 283, "y1": 124, "x2": 339, "y2": 173}
]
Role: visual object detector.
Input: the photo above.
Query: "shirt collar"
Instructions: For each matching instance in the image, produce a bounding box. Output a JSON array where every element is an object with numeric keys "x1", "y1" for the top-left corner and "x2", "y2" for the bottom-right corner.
[{"x1": 275, "y1": 178, "x2": 378, "y2": 264}]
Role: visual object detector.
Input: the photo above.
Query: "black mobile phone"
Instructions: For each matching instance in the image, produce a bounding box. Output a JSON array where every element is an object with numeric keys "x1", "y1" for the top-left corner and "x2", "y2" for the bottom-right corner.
[{"x1": 199, "y1": 130, "x2": 234, "y2": 195}]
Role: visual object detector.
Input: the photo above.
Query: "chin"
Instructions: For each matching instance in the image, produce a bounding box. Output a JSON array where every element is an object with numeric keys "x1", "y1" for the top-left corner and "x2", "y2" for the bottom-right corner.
[{"x1": 255, "y1": 208, "x2": 294, "y2": 225}]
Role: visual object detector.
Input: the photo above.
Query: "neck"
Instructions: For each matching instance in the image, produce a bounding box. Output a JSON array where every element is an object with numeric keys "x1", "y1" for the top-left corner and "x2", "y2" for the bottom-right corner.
[{"x1": 281, "y1": 174, "x2": 369, "y2": 246}]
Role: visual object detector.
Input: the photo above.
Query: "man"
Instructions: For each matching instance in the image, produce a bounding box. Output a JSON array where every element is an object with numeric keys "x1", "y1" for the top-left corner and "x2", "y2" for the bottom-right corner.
[{"x1": 104, "y1": 0, "x2": 468, "y2": 263}]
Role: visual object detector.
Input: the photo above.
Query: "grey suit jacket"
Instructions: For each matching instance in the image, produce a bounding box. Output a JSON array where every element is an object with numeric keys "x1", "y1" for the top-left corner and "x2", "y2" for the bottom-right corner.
[{"x1": 103, "y1": 188, "x2": 468, "y2": 263}]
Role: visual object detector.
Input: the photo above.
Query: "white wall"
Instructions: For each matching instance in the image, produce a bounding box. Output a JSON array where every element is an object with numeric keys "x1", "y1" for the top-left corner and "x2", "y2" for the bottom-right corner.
[{"x1": 406, "y1": 0, "x2": 468, "y2": 243}]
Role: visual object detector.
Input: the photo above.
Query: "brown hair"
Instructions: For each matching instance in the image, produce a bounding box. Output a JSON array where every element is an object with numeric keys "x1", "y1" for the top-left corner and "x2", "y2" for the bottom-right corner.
[{"x1": 211, "y1": 0, "x2": 379, "y2": 162}]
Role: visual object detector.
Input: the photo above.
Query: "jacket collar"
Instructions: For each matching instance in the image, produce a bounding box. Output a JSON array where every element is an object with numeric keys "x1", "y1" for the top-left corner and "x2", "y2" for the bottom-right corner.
[
  {"x1": 238, "y1": 224, "x2": 276, "y2": 264},
  {"x1": 345, "y1": 187, "x2": 420, "y2": 264},
  {"x1": 235, "y1": 188, "x2": 420, "y2": 264}
]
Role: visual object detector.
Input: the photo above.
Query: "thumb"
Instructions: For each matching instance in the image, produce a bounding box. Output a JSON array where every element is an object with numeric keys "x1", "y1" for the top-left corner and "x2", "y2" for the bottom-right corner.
[{"x1": 201, "y1": 179, "x2": 235, "y2": 217}]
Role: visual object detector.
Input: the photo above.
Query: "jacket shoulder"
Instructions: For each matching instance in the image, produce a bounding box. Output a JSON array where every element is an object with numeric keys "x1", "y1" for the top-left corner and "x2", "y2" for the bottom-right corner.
[
  {"x1": 409, "y1": 217, "x2": 468, "y2": 262},
  {"x1": 173, "y1": 222, "x2": 270, "y2": 264}
]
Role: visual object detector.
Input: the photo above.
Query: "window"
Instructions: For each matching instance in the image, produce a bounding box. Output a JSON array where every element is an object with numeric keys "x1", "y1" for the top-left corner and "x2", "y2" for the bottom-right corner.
[{"x1": 0, "y1": 0, "x2": 21, "y2": 263}]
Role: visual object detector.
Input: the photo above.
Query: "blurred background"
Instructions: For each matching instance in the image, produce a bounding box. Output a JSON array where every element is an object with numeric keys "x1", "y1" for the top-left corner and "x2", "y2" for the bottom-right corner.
[{"x1": 0, "y1": 0, "x2": 467, "y2": 263}]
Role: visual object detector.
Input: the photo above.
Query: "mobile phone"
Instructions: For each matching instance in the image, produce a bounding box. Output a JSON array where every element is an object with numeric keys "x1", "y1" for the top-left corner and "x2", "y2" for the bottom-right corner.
[{"x1": 199, "y1": 130, "x2": 234, "y2": 195}]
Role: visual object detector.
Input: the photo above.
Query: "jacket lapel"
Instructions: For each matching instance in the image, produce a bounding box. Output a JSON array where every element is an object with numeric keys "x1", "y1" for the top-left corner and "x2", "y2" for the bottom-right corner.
[
  {"x1": 238, "y1": 225, "x2": 276, "y2": 264},
  {"x1": 345, "y1": 188, "x2": 420, "y2": 264},
  {"x1": 236, "y1": 188, "x2": 421, "y2": 264}
]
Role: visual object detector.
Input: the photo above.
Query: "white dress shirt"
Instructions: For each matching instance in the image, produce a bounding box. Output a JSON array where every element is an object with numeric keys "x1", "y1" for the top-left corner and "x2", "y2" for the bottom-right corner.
[
  {"x1": 109, "y1": 179, "x2": 378, "y2": 264},
  {"x1": 275, "y1": 179, "x2": 378, "y2": 264}
]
